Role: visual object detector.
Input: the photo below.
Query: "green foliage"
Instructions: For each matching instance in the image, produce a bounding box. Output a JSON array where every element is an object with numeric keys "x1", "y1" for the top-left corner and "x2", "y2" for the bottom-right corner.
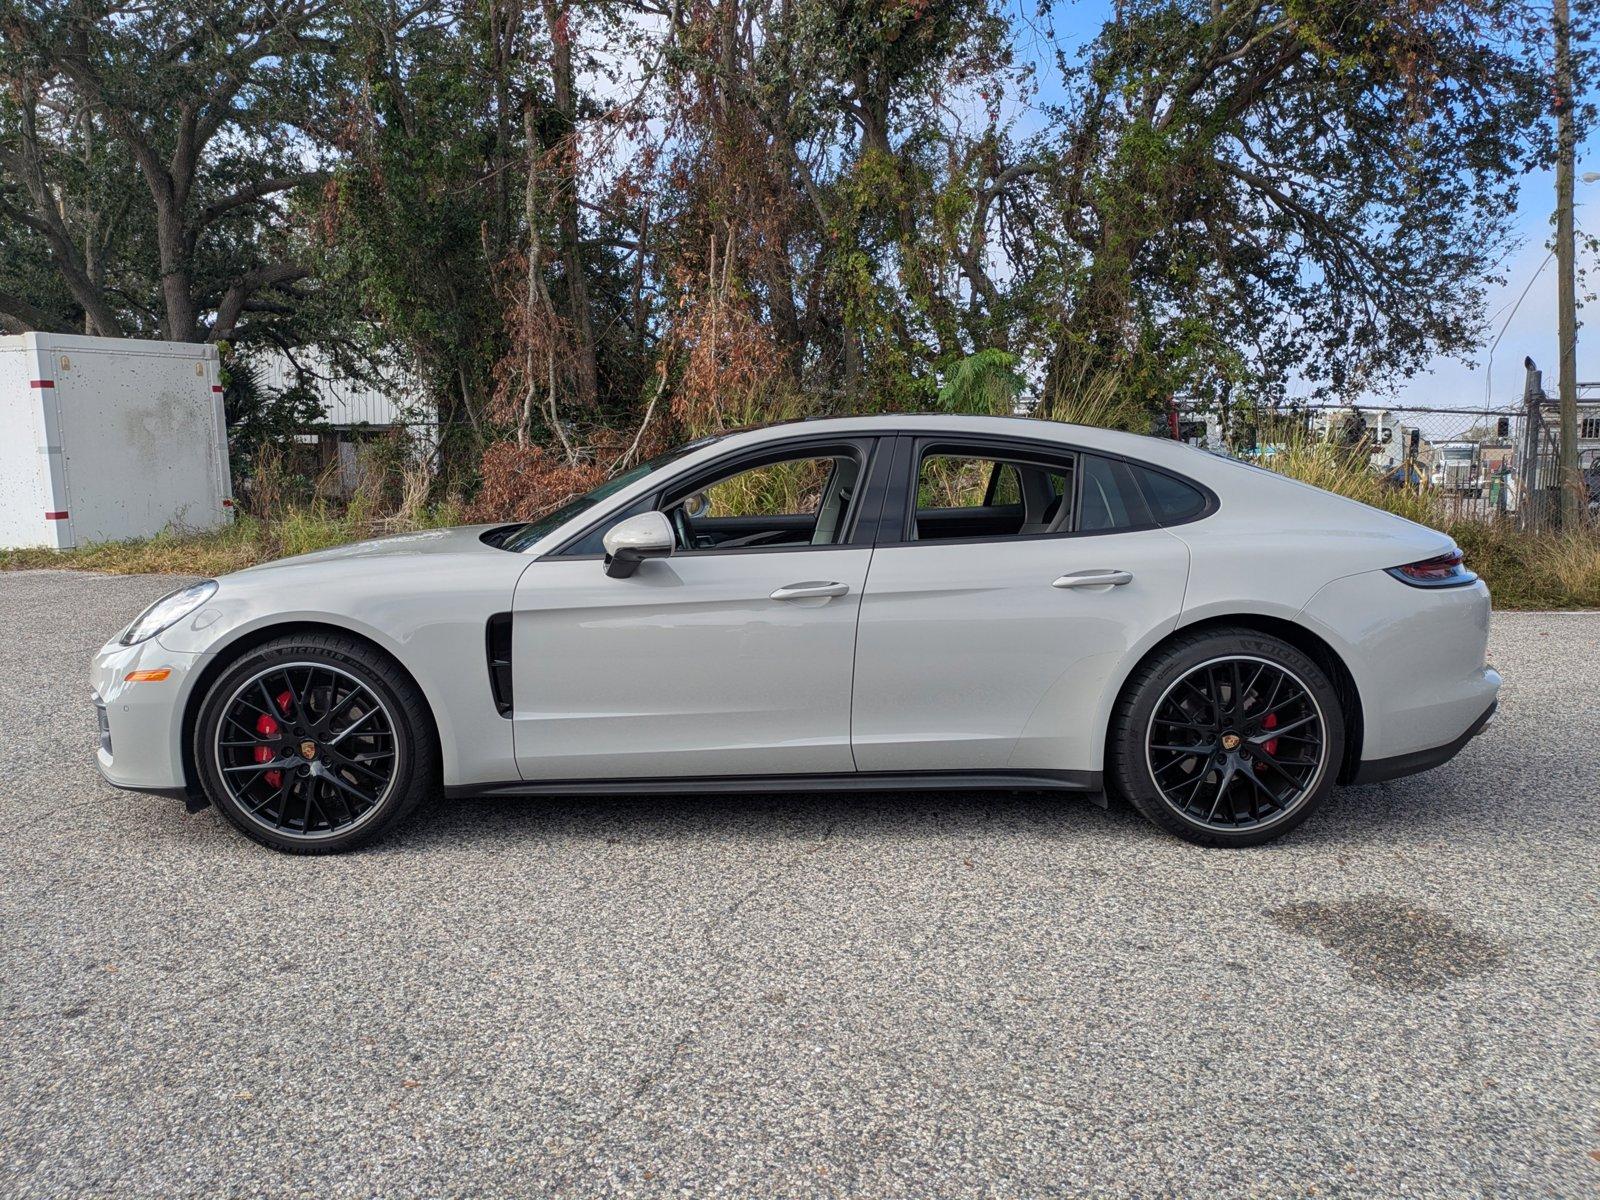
[
  {"x1": 0, "y1": 0, "x2": 344, "y2": 345},
  {"x1": 935, "y1": 350, "x2": 1026, "y2": 415},
  {"x1": 0, "y1": 0, "x2": 1574, "y2": 489},
  {"x1": 220, "y1": 355, "x2": 326, "y2": 479},
  {"x1": 1037, "y1": 0, "x2": 1554, "y2": 419}
]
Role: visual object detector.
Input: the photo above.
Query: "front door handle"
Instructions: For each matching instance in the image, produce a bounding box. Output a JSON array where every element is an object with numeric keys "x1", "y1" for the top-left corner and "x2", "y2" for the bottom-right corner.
[
  {"x1": 1052, "y1": 569, "x2": 1133, "y2": 590},
  {"x1": 771, "y1": 581, "x2": 850, "y2": 601}
]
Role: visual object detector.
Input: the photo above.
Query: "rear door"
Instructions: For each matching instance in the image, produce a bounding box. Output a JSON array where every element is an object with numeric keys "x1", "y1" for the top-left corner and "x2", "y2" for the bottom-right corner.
[{"x1": 851, "y1": 436, "x2": 1194, "y2": 777}]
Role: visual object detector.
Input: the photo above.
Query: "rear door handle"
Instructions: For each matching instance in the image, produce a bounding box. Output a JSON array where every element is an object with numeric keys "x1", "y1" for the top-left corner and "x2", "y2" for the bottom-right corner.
[
  {"x1": 771, "y1": 581, "x2": 850, "y2": 601},
  {"x1": 1052, "y1": 569, "x2": 1133, "y2": 589}
]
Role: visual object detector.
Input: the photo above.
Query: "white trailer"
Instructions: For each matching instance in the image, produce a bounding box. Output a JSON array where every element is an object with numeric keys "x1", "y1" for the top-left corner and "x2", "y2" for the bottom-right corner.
[{"x1": 0, "y1": 333, "x2": 233, "y2": 550}]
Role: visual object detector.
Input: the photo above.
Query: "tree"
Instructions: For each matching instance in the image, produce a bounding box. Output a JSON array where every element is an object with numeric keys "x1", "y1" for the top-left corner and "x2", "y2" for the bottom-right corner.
[
  {"x1": 642, "y1": 0, "x2": 1039, "y2": 413},
  {"x1": 0, "y1": 0, "x2": 1577, "y2": 492},
  {"x1": 0, "y1": 0, "x2": 341, "y2": 343},
  {"x1": 1032, "y1": 0, "x2": 1555, "y2": 416}
]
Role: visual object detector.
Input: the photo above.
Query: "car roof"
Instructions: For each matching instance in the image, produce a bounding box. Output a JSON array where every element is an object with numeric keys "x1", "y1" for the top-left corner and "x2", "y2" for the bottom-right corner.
[{"x1": 706, "y1": 413, "x2": 1221, "y2": 477}]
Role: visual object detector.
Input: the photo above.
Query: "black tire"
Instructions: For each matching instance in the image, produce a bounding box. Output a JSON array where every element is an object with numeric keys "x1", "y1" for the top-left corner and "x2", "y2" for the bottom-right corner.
[
  {"x1": 1109, "y1": 628, "x2": 1344, "y2": 848},
  {"x1": 193, "y1": 633, "x2": 437, "y2": 854}
]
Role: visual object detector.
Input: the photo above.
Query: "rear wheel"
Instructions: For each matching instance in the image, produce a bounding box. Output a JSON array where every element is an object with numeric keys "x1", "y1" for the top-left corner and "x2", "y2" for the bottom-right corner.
[
  {"x1": 194, "y1": 633, "x2": 437, "y2": 854},
  {"x1": 1109, "y1": 629, "x2": 1344, "y2": 847}
]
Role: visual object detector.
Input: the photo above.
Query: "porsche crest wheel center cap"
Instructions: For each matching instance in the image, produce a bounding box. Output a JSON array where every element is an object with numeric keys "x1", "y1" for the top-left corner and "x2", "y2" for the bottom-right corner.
[
  {"x1": 1221, "y1": 732, "x2": 1241, "y2": 751},
  {"x1": 299, "y1": 740, "x2": 318, "y2": 761}
]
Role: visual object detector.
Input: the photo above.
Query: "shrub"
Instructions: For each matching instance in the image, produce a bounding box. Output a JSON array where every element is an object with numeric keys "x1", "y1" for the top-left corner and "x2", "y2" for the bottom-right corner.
[{"x1": 469, "y1": 441, "x2": 609, "y2": 523}]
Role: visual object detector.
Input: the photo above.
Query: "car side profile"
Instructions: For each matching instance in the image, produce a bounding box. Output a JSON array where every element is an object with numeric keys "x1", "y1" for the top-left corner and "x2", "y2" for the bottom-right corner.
[{"x1": 91, "y1": 415, "x2": 1500, "y2": 853}]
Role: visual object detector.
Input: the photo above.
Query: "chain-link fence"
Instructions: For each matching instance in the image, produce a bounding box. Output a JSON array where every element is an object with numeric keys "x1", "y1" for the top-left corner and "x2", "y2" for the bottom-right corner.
[{"x1": 1177, "y1": 388, "x2": 1600, "y2": 532}]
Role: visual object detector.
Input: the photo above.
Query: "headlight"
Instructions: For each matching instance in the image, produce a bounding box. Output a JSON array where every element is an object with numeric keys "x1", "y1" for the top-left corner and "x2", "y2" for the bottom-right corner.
[{"x1": 119, "y1": 581, "x2": 218, "y2": 646}]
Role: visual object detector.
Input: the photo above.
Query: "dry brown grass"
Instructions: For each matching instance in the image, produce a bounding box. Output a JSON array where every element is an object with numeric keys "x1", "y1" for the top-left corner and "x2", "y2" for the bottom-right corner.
[
  {"x1": 0, "y1": 504, "x2": 462, "y2": 578},
  {"x1": 8, "y1": 422, "x2": 1598, "y2": 609},
  {"x1": 1449, "y1": 522, "x2": 1600, "y2": 610},
  {"x1": 1262, "y1": 434, "x2": 1600, "y2": 609}
]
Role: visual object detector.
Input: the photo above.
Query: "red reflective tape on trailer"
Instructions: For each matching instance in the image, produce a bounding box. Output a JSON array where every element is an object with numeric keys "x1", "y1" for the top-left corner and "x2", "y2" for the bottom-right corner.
[
  {"x1": 44, "y1": 510, "x2": 69, "y2": 520},
  {"x1": 30, "y1": 379, "x2": 54, "y2": 388}
]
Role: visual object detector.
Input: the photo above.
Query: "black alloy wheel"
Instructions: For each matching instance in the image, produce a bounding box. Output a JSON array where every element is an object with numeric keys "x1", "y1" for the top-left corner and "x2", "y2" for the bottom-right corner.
[
  {"x1": 1110, "y1": 629, "x2": 1344, "y2": 847},
  {"x1": 195, "y1": 634, "x2": 436, "y2": 853},
  {"x1": 1146, "y1": 656, "x2": 1326, "y2": 830}
]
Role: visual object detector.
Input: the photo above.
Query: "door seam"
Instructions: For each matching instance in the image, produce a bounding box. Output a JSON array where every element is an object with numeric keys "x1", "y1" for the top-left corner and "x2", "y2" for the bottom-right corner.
[{"x1": 846, "y1": 546, "x2": 875, "y2": 772}]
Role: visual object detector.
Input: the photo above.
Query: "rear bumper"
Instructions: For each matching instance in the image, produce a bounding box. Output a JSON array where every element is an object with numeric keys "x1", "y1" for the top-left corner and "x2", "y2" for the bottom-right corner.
[
  {"x1": 1351, "y1": 695, "x2": 1497, "y2": 785},
  {"x1": 1298, "y1": 570, "x2": 1498, "y2": 764}
]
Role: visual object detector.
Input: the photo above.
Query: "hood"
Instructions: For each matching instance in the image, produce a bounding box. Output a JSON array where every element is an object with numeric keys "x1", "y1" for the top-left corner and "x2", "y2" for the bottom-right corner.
[{"x1": 228, "y1": 524, "x2": 513, "y2": 577}]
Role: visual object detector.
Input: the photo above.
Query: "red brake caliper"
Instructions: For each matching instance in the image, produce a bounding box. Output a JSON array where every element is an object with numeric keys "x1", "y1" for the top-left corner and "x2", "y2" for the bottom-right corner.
[
  {"x1": 254, "y1": 689, "x2": 293, "y2": 788},
  {"x1": 1262, "y1": 711, "x2": 1279, "y2": 756}
]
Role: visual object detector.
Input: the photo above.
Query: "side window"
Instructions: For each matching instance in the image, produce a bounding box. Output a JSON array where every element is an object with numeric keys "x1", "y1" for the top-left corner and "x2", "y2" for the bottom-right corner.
[
  {"x1": 1078, "y1": 456, "x2": 1154, "y2": 532},
  {"x1": 917, "y1": 456, "x2": 1015, "y2": 510},
  {"x1": 911, "y1": 447, "x2": 1076, "y2": 540},
  {"x1": 699, "y1": 457, "x2": 833, "y2": 518},
  {"x1": 1077, "y1": 457, "x2": 1209, "y2": 531},
  {"x1": 667, "y1": 449, "x2": 864, "y2": 551},
  {"x1": 1131, "y1": 465, "x2": 1209, "y2": 524}
]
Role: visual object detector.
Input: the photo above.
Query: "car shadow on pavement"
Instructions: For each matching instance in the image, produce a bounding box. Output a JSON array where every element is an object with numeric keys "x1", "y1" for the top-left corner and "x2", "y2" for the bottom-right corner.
[
  {"x1": 396, "y1": 786, "x2": 1159, "y2": 852},
  {"x1": 381, "y1": 751, "x2": 1517, "y2": 856},
  {"x1": 123, "y1": 756, "x2": 1506, "y2": 856}
]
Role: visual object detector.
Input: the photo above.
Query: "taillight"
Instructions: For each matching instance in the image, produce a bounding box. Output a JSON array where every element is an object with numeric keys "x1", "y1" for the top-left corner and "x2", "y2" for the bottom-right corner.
[{"x1": 1386, "y1": 549, "x2": 1477, "y2": 588}]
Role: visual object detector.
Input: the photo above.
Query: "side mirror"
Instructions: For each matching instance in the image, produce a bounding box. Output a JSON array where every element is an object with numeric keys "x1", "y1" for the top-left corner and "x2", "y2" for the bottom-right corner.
[{"x1": 602, "y1": 511, "x2": 675, "y2": 578}]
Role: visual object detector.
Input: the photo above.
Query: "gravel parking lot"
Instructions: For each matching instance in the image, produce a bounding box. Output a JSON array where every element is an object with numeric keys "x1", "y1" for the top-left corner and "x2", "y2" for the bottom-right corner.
[{"x1": 1, "y1": 569, "x2": 1595, "y2": 1199}]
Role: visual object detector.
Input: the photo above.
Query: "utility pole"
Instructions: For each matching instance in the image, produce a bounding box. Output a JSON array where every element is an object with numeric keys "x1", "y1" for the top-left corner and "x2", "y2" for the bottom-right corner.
[
  {"x1": 1554, "y1": 0, "x2": 1579, "y2": 528},
  {"x1": 1521, "y1": 357, "x2": 1545, "y2": 530}
]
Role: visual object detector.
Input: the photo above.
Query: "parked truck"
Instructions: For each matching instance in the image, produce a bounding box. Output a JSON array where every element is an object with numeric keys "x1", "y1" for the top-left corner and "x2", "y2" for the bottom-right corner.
[{"x1": 1430, "y1": 441, "x2": 1480, "y2": 496}]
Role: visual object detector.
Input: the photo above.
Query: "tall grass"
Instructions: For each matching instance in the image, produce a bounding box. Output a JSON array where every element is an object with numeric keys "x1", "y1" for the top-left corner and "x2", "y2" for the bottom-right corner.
[
  {"x1": 0, "y1": 443, "x2": 461, "y2": 577},
  {"x1": 6, "y1": 411, "x2": 1598, "y2": 609},
  {"x1": 1259, "y1": 433, "x2": 1600, "y2": 609},
  {"x1": 1451, "y1": 523, "x2": 1600, "y2": 609},
  {"x1": 1262, "y1": 438, "x2": 1437, "y2": 527},
  {"x1": 1049, "y1": 369, "x2": 1152, "y2": 433},
  {"x1": 0, "y1": 504, "x2": 463, "y2": 577}
]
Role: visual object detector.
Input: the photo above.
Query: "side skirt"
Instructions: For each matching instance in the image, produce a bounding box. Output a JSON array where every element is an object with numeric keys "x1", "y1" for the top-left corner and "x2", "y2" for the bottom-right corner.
[{"x1": 444, "y1": 769, "x2": 1103, "y2": 801}]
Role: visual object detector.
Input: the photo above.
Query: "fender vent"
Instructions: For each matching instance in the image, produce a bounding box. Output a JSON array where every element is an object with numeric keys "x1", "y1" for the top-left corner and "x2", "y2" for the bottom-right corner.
[{"x1": 486, "y1": 613, "x2": 513, "y2": 717}]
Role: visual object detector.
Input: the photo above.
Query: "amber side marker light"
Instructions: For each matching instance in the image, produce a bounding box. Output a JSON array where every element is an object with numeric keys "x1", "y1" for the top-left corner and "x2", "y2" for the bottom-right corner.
[{"x1": 124, "y1": 669, "x2": 172, "y2": 683}]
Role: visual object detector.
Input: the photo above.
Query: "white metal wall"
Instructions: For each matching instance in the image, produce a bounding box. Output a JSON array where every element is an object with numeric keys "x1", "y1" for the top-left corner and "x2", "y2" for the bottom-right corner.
[
  {"x1": 1, "y1": 334, "x2": 232, "y2": 549},
  {"x1": 255, "y1": 348, "x2": 423, "y2": 428},
  {"x1": 0, "y1": 340, "x2": 50, "y2": 548}
]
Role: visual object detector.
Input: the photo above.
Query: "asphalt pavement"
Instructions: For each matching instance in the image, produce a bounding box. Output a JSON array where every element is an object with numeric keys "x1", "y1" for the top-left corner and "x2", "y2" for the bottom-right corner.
[{"x1": 1, "y1": 569, "x2": 1595, "y2": 1199}]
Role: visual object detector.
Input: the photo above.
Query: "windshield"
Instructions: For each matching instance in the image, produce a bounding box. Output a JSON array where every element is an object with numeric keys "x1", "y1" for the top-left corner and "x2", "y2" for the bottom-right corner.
[{"x1": 495, "y1": 437, "x2": 722, "y2": 553}]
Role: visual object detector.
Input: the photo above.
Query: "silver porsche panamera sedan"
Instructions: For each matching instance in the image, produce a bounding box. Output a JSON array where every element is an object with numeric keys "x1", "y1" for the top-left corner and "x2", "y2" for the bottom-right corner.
[{"x1": 92, "y1": 415, "x2": 1499, "y2": 854}]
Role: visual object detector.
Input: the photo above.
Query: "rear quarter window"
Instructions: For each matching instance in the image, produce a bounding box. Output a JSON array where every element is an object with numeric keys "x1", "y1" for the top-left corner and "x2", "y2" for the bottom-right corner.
[
  {"x1": 1133, "y1": 465, "x2": 1210, "y2": 524},
  {"x1": 1079, "y1": 457, "x2": 1152, "y2": 531},
  {"x1": 1078, "y1": 455, "x2": 1210, "y2": 532}
]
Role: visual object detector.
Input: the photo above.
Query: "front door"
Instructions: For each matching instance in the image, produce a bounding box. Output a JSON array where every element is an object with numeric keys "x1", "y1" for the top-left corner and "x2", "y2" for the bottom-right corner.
[{"x1": 509, "y1": 440, "x2": 879, "y2": 781}]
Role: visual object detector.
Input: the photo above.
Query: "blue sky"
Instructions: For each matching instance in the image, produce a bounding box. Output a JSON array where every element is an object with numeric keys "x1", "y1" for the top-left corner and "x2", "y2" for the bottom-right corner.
[{"x1": 1006, "y1": 0, "x2": 1599, "y2": 412}]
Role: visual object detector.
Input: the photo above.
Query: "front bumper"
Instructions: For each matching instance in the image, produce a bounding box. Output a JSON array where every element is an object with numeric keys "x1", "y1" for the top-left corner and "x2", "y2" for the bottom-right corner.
[{"x1": 90, "y1": 635, "x2": 207, "y2": 796}]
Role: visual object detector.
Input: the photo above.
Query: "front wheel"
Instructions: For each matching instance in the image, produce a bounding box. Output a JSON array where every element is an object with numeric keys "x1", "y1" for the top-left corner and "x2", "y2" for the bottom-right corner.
[
  {"x1": 193, "y1": 633, "x2": 437, "y2": 854},
  {"x1": 1109, "y1": 629, "x2": 1344, "y2": 847}
]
